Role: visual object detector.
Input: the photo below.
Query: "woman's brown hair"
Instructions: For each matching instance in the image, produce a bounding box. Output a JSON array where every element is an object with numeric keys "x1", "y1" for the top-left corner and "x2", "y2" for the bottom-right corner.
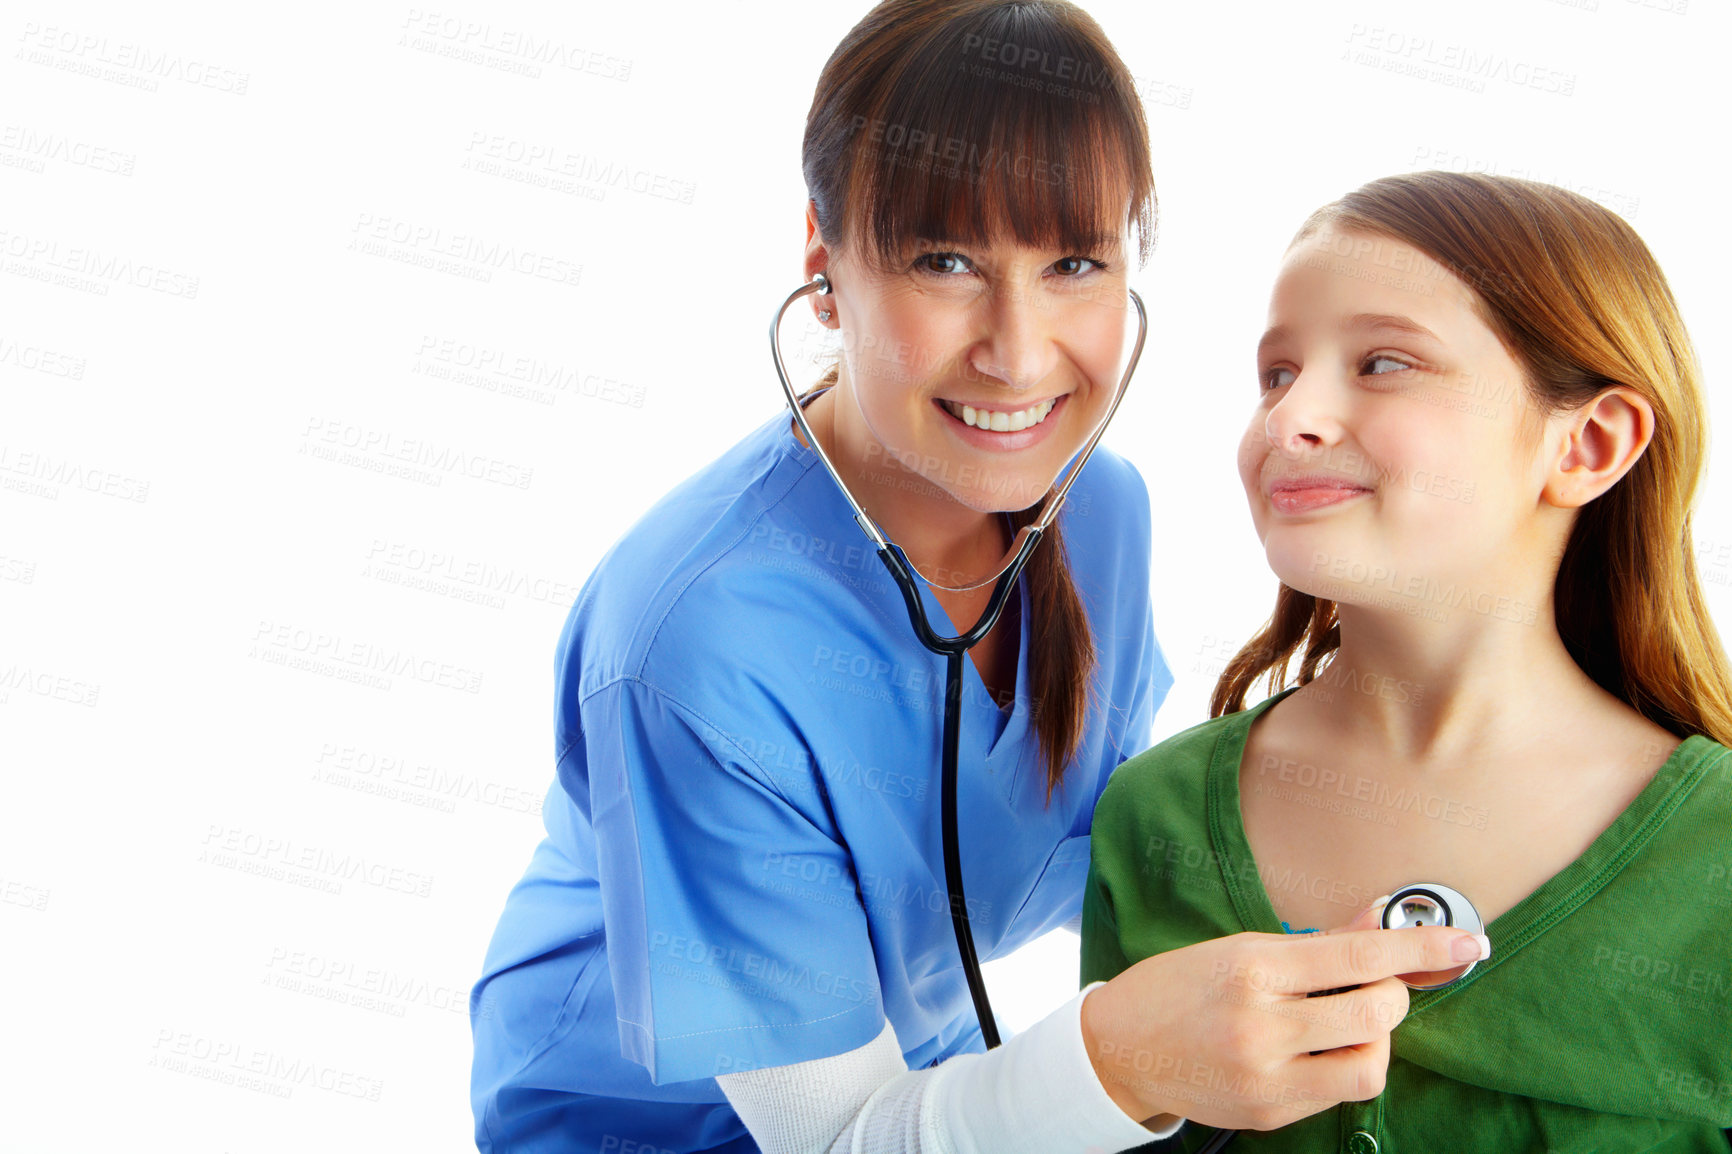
[
  {"x1": 800, "y1": 0, "x2": 1157, "y2": 800},
  {"x1": 1212, "y1": 171, "x2": 1732, "y2": 746}
]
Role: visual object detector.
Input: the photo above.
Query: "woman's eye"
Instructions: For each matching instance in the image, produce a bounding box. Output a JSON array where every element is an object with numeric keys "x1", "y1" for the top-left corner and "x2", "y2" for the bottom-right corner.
[
  {"x1": 915, "y1": 252, "x2": 971, "y2": 276},
  {"x1": 1053, "y1": 255, "x2": 1104, "y2": 276},
  {"x1": 1363, "y1": 354, "x2": 1413, "y2": 376},
  {"x1": 1261, "y1": 367, "x2": 1296, "y2": 392}
]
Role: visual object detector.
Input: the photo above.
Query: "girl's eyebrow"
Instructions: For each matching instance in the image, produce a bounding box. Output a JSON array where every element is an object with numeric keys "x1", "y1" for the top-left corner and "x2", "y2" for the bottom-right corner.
[
  {"x1": 1350, "y1": 312, "x2": 1443, "y2": 343},
  {"x1": 1258, "y1": 312, "x2": 1444, "y2": 357}
]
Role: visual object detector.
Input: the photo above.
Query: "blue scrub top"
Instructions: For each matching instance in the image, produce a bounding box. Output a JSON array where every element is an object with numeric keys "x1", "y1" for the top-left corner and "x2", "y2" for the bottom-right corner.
[{"x1": 470, "y1": 404, "x2": 1172, "y2": 1152}]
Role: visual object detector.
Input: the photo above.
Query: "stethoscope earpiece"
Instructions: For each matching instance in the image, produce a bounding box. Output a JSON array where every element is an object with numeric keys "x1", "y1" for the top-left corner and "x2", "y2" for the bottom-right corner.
[{"x1": 1380, "y1": 883, "x2": 1485, "y2": 990}]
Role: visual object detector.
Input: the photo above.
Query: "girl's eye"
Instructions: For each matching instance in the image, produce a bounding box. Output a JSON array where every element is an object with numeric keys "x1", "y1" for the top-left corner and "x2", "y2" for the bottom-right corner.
[
  {"x1": 1363, "y1": 354, "x2": 1413, "y2": 376},
  {"x1": 1053, "y1": 255, "x2": 1105, "y2": 276},
  {"x1": 915, "y1": 252, "x2": 972, "y2": 276},
  {"x1": 1261, "y1": 367, "x2": 1296, "y2": 392}
]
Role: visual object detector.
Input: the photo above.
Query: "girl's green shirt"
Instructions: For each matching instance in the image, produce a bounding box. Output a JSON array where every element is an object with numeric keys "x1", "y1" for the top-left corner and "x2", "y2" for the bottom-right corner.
[{"x1": 1082, "y1": 686, "x2": 1732, "y2": 1153}]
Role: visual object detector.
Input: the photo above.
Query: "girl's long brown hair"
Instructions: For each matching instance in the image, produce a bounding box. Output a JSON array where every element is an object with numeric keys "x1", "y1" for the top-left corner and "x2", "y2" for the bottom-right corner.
[
  {"x1": 801, "y1": 0, "x2": 1157, "y2": 799},
  {"x1": 1213, "y1": 171, "x2": 1732, "y2": 746}
]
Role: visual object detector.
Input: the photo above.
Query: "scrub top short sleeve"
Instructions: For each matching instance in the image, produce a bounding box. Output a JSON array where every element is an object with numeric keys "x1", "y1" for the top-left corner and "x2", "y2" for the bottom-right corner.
[{"x1": 579, "y1": 675, "x2": 883, "y2": 1086}]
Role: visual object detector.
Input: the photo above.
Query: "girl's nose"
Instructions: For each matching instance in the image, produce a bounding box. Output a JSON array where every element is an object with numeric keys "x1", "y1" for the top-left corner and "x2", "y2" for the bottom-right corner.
[{"x1": 1264, "y1": 372, "x2": 1345, "y2": 455}]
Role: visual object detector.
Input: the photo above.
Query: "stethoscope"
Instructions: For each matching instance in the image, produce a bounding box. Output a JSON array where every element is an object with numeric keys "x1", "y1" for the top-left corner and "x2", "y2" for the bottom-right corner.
[
  {"x1": 769, "y1": 272, "x2": 1485, "y2": 1148},
  {"x1": 769, "y1": 268, "x2": 1146, "y2": 1050}
]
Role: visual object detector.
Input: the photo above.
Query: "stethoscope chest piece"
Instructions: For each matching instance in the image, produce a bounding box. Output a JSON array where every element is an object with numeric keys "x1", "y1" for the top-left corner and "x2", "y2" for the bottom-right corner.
[{"x1": 1380, "y1": 883, "x2": 1485, "y2": 990}]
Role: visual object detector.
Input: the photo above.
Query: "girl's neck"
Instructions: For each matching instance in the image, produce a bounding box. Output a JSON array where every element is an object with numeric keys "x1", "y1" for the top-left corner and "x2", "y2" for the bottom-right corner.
[{"x1": 1304, "y1": 602, "x2": 1617, "y2": 769}]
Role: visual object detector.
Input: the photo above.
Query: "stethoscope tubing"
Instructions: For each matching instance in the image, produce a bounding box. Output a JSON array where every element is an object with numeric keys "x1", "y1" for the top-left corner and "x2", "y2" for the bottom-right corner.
[
  {"x1": 770, "y1": 272, "x2": 1148, "y2": 1054},
  {"x1": 770, "y1": 271, "x2": 1147, "y2": 1045},
  {"x1": 878, "y1": 529, "x2": 1045, "y2": 1049}
]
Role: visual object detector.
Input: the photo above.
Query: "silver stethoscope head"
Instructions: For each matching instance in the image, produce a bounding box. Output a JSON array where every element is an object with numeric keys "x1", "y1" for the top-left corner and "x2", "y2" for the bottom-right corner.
[
  {"x1": 769, "y1": 270, "x2": 1148, "y2": 593},
  {"x1": 1380, "y1": 883, "x2": 1485, "y2": 990}
]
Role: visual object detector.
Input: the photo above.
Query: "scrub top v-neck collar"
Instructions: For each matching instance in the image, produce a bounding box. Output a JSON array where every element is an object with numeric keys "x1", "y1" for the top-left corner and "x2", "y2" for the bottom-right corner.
[
  {"x1": 1205, "y1": 684, "x2": 1719, "y2": 1013},
  {"x1": 911, "y1": 573, "x2": 1033, "y2": 759}
]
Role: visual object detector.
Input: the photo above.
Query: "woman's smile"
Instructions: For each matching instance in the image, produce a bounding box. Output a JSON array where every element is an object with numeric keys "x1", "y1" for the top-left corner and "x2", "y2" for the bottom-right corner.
[{"x1": 934, "y1": 392, "x2": 1069, "y2": 452}]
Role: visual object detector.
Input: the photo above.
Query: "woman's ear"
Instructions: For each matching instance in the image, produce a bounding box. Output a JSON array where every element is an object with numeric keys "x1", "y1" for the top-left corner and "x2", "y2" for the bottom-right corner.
[
  {"x1": 803, "y1": 199, "x2": 828, "y2": 283},
  {"x1": 803, "y1": 200, "x2": 836, "y2": 326},
  {"x1": 1541, "y1": 386, "x2": 1656, "y2": 509}
]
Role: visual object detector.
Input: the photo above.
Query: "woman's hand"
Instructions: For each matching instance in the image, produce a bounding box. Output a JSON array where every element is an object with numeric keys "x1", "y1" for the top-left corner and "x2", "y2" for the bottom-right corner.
[{"x1": 1079, "y1": 902, "x2": 1491, "y2": 1131}]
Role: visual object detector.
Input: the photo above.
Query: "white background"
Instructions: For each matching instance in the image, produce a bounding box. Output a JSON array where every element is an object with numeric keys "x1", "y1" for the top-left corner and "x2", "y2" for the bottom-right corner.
[{"x1": 2, "y1": 0, "x2": 1726, "y2": 1149}]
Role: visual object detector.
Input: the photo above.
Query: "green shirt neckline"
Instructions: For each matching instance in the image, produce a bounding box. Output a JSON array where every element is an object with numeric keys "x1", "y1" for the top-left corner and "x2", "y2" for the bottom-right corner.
[{"x1": 1204, "y1": 683, "x2": 1718, "y2": 1013}]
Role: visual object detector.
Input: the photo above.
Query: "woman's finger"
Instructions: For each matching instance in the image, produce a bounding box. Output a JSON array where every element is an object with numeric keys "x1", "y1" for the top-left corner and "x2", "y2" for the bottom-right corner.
[
  {"x1": 1274, "y1": 1033, "x2": 1394, "y2": 1120},
  {"x1": 1281, "y1": 978, "x2": 1410, "y2": 1056},
  {"x1": 1281, "y1": 924, "x2": 1490, "y2": 994}
]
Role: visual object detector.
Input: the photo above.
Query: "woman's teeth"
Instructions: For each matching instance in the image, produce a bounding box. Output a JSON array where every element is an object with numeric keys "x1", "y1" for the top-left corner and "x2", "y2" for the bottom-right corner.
[{"x1": 942, "y1": 398, "x2": 1056, "y2": 432}]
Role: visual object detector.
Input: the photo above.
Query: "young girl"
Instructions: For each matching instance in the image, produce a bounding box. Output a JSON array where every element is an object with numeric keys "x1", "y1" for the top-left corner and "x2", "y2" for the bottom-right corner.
[{"x1": 1082, "y1": 171, "x2": 1732, "y2": 1152}]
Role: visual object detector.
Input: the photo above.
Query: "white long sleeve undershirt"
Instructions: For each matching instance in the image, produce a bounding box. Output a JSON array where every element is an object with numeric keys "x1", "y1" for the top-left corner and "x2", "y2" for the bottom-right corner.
[{"x1": 716, "y1": 982, "x2": 1184, "y2": 1154}]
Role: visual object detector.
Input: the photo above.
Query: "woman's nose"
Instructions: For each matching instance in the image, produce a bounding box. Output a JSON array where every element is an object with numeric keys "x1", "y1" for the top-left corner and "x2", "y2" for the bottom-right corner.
[{"x1": 968, "y1": 287, "x2": 1057, "y2": 390}]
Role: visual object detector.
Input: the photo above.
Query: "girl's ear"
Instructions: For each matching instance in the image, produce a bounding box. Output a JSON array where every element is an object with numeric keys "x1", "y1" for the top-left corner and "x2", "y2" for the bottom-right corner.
[{"x1": 1540, "y1": 386, "x2": 1656, "y2": 510}]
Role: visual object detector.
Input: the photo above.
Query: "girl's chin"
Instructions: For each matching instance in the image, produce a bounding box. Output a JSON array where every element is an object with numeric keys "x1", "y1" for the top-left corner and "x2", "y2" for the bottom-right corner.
[{"x1": 1263, "y1": 553, "x2": 1356, "y2": 602}]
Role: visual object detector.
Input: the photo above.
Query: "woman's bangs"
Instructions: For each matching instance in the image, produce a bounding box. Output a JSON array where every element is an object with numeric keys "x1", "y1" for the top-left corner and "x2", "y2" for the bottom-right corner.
[{"x1": 843, "y1": 14, "x2": 1152, "y2": 270}]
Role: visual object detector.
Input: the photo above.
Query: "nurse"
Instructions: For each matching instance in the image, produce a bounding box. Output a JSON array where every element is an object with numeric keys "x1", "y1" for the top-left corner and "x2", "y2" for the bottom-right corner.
[{"x1": 469, "y1": 2, "x2": 1485, "y2": 1150}]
